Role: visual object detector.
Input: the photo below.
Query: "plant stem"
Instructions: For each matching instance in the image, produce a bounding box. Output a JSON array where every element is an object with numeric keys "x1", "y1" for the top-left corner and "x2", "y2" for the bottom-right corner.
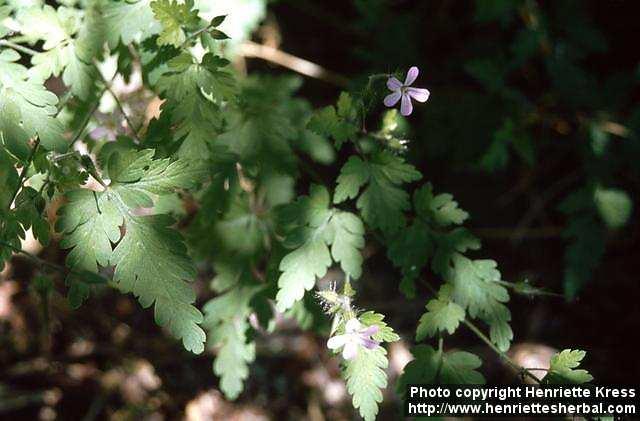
[
  {"x1": 0, "y1": 240, "x2": 109, "y2": 286},
  {"x1": 462, "y1": 319, "x2": 542, "y2": 384},
  {"x1": 0, "y1": 39, "x2": 38, "y2": 56},
  {"x1": 54, "y1": 90, "x2": 73, "y2": 117},
  {"x1": 420, "y1": 278, "x2": 542, "y2": 384},
  {"x1": 7, "y1": 137, "x2": 41, "y2": 210},
  {"x1": 0, "y1": 240, "x2": 66, "y2": 273},
  {"x1": 181, "y1": 23, "x2": 215, "y2": 48},
  {"x1": 69, "y1": 91, "x2": 104, "y2": 147},
  {"x1": 95, "y1": 69, "x2": 142, "y2": 142}
]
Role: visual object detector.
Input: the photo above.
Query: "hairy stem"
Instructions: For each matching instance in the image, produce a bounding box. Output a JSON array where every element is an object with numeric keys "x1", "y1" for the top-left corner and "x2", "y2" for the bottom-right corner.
[
  {"x1": 421, "y1": 278, "x2": 542, "y2": 384},
  {"x1": 462, "y1": 319, "x2": 542, "y2": 384}
]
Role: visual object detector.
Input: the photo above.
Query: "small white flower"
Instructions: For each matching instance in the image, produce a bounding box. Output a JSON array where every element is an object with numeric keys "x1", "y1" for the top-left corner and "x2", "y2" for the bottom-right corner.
[
  {"x1": 384, "y1": 66, "x2": 430, "y2": 116},
  {"x1": 327, "y1": 318, "x2": 380, "y2": 360}
]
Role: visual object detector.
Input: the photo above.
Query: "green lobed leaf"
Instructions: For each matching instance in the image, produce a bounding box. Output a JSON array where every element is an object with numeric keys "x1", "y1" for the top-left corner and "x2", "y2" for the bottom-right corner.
[
  {"x1": 0, "y1": 50, "x2": 65, "y2": 158},
  {"x1": 414, "y1": 183, "x2": 469, "y2": 227},
  {"x1": 110, "y1": 214, "x2": 206, "y2": 353},
  {"x1": 397, "y1": 345, "x2": 485, "y2": 399},
  {"x1": 344, "y1": 346, "x2": 388, "y2": 421},
  {"x1": 387, "y1": 220, "x2": 433, "y2": 299},
  {"x1": 275, "y1": 185, "x2": 365, "y2": 312},
  {"x1": 57, "y1": 150, "x2": 207, "y2": 353},
  {"x1": 334, "y1": 152, "x2": 421, "y2": 235},
  {"x1": 431, "y1": 227, "x2": 481, "y2": 277},
  {"x1": 359, "y1": 311, "x2": 400, "y2": 343},
  {"x1": 416, "y1": 293, "x2": 465, "y2": 341},
  {"x1": 446, "y1": 254, "x2": 513, "y2": 351},
  {"x1": 151, "y1": 0, "x2": 200, "y2": 47},
  {"x1": 203, "y1": 279, "x2": 261, "y2": 399},
  {"x1": 307, "y1": 92, "x2": 359, "y2": 149},
  {"x1": 544, "y1": 349, "x2": 594, "y2": 384},
  {"x1": 104, "y1": 0, "x2": 161, "y2": 48},
  {"x1": 18, "y1": 3, "x2": 104, "y2": 100},
  {"x1": 327, "y1": 211, "x2": 365, "y2": 279},
  {"x1": 156, "y1": 53, "x2": 235, "y2": 160}
]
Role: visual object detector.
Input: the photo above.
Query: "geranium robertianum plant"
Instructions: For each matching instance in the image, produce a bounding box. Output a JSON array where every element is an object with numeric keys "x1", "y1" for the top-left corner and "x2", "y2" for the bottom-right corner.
[{"x1": 0, "y1": 1, "x2": 595, "y2": 419}]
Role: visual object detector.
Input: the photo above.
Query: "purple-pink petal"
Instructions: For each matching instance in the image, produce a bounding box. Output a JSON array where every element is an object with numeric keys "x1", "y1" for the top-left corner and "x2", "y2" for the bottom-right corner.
[
  {"x1": 360, "y1": 325, "x2": 379, "y2": 337},
  {"x1": 384, "y1": 91, "x2": 402, "y2": 107},
  {"x1": 387, "y1": 77, "x2": 402, "y2": 91},
  {"x1": 407, "y1": 87, "x2": 430, "y2": 102},
  {"x1": 360, "y1": 337, "x2": 380, "y2": 350},
  {"x1": 400, "y1": 93, "x2": 413, "y2": 116},
  {"x1": 404, "y1": 66, "x2": 419, "y2": 86}
]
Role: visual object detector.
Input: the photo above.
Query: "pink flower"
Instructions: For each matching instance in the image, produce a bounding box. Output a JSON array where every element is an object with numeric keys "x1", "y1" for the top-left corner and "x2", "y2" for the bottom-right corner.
[
  {"x1": 327, "y1": 318, "x2": 380, "y2": 360},
  {"x1": 384, "y1": 66, "x2": 430, "y2": 116}
]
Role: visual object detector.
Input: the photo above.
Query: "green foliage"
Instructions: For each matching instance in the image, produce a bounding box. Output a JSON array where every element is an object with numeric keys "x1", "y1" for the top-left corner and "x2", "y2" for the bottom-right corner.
[
  {"x1": 386, "y1": 218, "x2": 431, "y2": 298},
  {"x1": 275, "y1": 185, "x2": 365, "y2": 312},
  {"x1": 334, "y1": 152, "x2": 421, "y2": 235},
  {"x1": 414, "y1": 183, "x2": 469, "y2": 227},
  {"x1": 446, "y1": 254, "x2": 512, "y2": 352},
  {"x1": 594, "y1": 186, "x2": 632, "y2": 229},
  {"x1": 386, "y1": 183, "x2": 469, "y2": 298},
  {"x1": 151, "y1": 0, "x2": 199, "y2": 47},
  {"x1": 16, "y1": 2, "x2": 105, "y2": 100},
  {"x1": 216, "y1": 76, "x2": 302, "y2": 173},
  {"x1": 0, "y1": 50, "x2": 65, "y2": 159},
  {"x1": 397, "y1": 345, "x2": 485, "y2": 398},
  {"x1": 341, "y1": 315, "x2": 397, "y2": 421},
  {"x1": 156, "y1": 52, "x2": 235, "y2": 160},
  {"x1": 543, "y1": 349, "x2": 594, "y2": 384},
  {"x1": 1, "y1": 183, "x2": 51, "y2": 271},
  {"x1": 104, "y1": 0, "x2": 160, "y2": 48},
  {"x1": 385, "y1": 176, "x2": 513, "y2": 352},
  {"x1": 416, "y1": 285, "x2": 465, "y2": 340},
  {"x1": 344, "y1": 347, "x2": 388, "y2": 421},
  {"x1": 0, "y1": 148, "x2": 18, "y2": 210},
  {"x1": 308, "y1": 92, "x2": 359, "y2": 149},
  {"x1": 203, "y1": 263, "x2": 261, "y2": 399},
  {"x1": 57, "y1": 148, "x2": 207, "y2": 353},
  {"x1": 1, "y1": 146, "x2": 50, "y2": 268},
  {"x1": 112, "y1": 215, "x2": 205, "y2": 353},
  {"x1": 359, "y1": 311, "x2": 400, "y2": 343}
]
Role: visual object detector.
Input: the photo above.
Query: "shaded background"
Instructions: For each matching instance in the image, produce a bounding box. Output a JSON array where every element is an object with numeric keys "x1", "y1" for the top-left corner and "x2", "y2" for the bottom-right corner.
[{"x1": 2, "y1": 0, "x2": 639, "y2": 419}]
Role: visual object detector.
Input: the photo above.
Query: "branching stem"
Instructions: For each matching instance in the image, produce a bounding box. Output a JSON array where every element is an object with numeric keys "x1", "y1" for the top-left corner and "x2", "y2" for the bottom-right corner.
[
  {"x1": 421, "y1": 279, "x2": 542, "y2": 384},
  {"x1": 95, "y1": 69, "x2": 142, "y2": 143},
  {"x1": 462, "y1": 319, "x2": 542, "y2": 384}
]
